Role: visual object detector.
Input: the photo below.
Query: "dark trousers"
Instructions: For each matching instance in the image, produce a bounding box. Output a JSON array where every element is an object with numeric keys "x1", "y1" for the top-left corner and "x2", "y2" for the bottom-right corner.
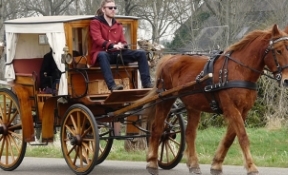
[{"x1": 97, "y1": 49, "x2": 151, "y2": 89}]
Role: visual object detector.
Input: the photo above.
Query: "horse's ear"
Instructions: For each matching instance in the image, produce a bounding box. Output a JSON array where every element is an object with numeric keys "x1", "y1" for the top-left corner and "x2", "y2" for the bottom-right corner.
[
  {"x1": 271, "y1": 24, "x2": 281, "y2": 37},
  {"x1": 284, "y1": 26, "x2": 288, "y2": 34}
]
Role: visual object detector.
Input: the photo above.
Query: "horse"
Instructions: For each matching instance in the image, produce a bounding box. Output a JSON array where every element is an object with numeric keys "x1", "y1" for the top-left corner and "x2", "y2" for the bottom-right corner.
[{"x1": 144, "y1": 24, "x2": 288, "y2": 175}]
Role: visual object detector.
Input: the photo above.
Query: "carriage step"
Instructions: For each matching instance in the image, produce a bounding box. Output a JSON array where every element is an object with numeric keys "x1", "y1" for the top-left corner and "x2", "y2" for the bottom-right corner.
[{"x1": 28, "y1": 139, "x2": 49, "y2": 146}]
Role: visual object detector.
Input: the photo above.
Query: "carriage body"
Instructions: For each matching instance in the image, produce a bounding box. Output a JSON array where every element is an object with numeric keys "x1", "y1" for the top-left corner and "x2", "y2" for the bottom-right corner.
[
  {"x1": 3, "y1": 15, "x2": 146, "y2": 140},
  {"x1": 0, "y1": 15, "x2": 186, "y2": 174}
]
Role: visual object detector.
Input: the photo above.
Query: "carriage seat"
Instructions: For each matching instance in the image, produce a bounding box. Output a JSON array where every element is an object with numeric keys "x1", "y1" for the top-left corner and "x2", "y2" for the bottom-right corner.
[{"x1": 13, "y1": 58, "x2": 43, "y2": 88}]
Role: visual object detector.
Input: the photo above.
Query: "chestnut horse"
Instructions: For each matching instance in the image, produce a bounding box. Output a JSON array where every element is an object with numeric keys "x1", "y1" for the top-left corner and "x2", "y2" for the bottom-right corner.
[{"x1": 144, "y1": 24, "x2": 288, "y2": 175}]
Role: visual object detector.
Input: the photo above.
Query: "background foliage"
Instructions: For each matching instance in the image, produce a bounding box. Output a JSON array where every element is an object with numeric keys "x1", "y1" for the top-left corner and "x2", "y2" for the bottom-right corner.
[{"x1": 0, "y1": 0, "x2": 288, "y2": 127}]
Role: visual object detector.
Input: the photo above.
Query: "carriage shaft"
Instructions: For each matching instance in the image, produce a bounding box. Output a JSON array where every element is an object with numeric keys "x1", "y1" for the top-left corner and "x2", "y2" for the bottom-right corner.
[{"x1": 109, "y1": 73, "x2": 213, "y2": 117}]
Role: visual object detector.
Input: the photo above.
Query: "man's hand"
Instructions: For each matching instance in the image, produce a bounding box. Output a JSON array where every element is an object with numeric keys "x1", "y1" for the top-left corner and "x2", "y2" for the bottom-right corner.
[{"x1": 113, "y1": 42, "x2": 124, "y2": 50}]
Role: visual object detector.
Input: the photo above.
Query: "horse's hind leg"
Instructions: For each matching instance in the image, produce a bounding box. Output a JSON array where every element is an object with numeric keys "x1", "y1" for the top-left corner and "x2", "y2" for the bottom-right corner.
[
  {"x1": 185, "y1": 109, "x2": 202, "y2": 174},
  {"x1": 146, "y1": 99, "x2": 175, "y2": 175},
  {"x1": 210, "y1": 124, "x2": 236, "y2": 175}
]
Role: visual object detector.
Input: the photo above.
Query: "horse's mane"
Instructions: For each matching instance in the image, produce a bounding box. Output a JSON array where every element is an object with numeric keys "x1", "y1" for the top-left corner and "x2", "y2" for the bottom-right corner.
[
  {"x1": 226, "y1": 29, "x2": 272, "y2": 52},
  {"x1": 155, "y1": 54, "x2": 173, "y2": 77}
]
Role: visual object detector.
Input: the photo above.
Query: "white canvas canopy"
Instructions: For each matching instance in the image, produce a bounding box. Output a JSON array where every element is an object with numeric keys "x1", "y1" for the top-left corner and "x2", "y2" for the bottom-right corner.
[{"x1": 4, "y1": 15, "x2": 94, "y2": 95}]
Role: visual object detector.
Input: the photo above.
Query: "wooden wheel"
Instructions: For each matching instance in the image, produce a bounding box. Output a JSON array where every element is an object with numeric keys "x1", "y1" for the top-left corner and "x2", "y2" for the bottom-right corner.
[
  {"x1": 0, "y1": 88, "x2": 27, "y2": 171},
  {"x1": 60, "y1": 104, "x2": 99, "y2": 175},
  {"x1": 157, "y1": 104, "x2": 186, "y2": 170},
  {"x1": 96, "y1": 122, "x2": 113, "y2": 165}
]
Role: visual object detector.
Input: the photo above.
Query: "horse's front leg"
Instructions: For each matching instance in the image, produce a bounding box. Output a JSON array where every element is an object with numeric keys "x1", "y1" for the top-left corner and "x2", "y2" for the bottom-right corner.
[
  {"x1": 185, "y1": 110, "x2": 202, "y2": 174},
  {"x1": 212, "y1": 110, "x2": 258, "y2": 175},
  {"x1": 146, "y1": 100, "x2": 174, "y2": 175}
]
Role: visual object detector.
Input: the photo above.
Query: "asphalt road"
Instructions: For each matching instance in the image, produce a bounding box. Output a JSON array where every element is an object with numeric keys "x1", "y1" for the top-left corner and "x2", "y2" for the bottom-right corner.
[{"x1": 1, "y1": 157, "x2": 287, "y2": 175}]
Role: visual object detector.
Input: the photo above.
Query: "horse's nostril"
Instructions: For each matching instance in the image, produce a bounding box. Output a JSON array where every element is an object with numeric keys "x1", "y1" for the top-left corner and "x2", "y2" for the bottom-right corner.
[{"x1": 283, "y1": 79, "x2": 288, "y2": 87}]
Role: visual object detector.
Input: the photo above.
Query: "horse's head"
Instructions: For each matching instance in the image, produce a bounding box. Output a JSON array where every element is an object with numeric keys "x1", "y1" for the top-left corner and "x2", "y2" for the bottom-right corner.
[{"x1": 263, "y1": 24, "x2": 288, "y2": 87}]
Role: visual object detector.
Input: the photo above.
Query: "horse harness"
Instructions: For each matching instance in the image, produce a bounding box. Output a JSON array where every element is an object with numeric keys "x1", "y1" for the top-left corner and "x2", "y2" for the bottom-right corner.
[
  {"x1": 155, "y1": 36, "x2": 288, "y2": 114},
  {"x1": 196, "y1": 36, "x2": 288, "y2": 114},
  {"x1": 197, "y1": 50, "x2": 258, "y2": 114}
]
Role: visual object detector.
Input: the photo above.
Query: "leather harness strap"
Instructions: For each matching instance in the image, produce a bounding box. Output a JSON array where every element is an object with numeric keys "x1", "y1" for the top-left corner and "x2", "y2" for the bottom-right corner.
[{"x1": 199, "y1": 50, "x2": 257, "y2": 114}]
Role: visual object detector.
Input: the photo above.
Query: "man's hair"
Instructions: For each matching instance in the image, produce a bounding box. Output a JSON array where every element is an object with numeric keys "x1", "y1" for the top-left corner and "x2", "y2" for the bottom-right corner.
[{"x1": 96, "y1": 0, "x2": 115, "y2": 16}]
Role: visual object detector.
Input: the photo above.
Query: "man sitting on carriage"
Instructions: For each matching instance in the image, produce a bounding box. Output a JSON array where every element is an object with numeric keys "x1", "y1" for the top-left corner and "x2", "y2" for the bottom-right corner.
[{"x1": 89, "y1": 0, "x2": 153, "y2": 91}]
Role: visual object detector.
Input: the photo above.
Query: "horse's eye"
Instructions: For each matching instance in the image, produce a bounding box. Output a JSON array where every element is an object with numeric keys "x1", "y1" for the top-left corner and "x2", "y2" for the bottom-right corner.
[{"x1": 276, "y1": 50, "x2": 282, "y2": 54}]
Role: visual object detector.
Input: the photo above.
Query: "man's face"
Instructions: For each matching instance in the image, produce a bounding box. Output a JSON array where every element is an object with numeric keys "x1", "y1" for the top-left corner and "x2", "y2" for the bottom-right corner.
[{"x1": 102, "y1": 2, "x2": 117, "y2": 18}]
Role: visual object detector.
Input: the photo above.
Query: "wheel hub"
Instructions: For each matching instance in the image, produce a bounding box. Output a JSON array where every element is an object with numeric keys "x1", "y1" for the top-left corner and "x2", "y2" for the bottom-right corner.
[
  {"x1": 68, "y1": 133, "x2": 82, "y2": 146},
  {"x1": 0, "y1": 125, "x2": 8, "y2": 135},
  {"x1": 162, "y1": 129, "x2": 176, "y2": 140}
]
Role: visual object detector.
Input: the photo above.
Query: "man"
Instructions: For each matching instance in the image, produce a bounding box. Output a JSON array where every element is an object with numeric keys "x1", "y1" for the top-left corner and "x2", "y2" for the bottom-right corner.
[{"x1": 90, "y1": 0, "x2": 153, "y2": 90}]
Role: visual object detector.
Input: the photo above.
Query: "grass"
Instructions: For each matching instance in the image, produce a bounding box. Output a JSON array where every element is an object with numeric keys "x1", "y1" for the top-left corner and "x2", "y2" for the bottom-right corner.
[
  {"x1": 195, "y1": 127, "x2": 288, "y2": 167},
  {"x1": 26, "y1": 127, "x2": 288, "y2": 167}
]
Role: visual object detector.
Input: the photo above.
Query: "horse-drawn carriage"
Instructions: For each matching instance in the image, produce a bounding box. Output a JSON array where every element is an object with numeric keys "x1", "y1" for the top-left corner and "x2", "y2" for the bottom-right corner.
[
  {"x1": 0, "y1": 15, "x2": 194, "y2": 175},
  {"x1": 1, "y1": 14, "x2": 288, "y2": 175}
]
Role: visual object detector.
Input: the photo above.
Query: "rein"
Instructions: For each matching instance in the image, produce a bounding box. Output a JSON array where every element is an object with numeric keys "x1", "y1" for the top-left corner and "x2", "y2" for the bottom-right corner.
[{"x1": 223, "y1": 53, "x2": 276, "y2": 80}]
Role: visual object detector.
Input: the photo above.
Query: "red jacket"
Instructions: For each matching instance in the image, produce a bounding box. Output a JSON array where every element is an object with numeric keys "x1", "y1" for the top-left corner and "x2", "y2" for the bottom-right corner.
[{"x1": 89, "y1": 16, "x2": 127, "y2": 66}]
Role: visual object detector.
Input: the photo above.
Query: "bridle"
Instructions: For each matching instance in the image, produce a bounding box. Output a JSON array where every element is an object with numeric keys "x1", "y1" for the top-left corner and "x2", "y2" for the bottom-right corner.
[
  {"x1": 225, "y1": 36, "x2": 288, "y2": 82},
  {"x1": 262, "y1": 36, "x2": 288, "y2": 81}
]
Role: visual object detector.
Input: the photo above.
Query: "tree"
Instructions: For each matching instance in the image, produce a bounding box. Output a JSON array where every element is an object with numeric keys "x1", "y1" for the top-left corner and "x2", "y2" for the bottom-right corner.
[
  {"x1": 129, "y1": 0, "x2": 186, "y2": 43},
  {"x1": 21, "y1": 0, "x2": 76, "y2": 16}
]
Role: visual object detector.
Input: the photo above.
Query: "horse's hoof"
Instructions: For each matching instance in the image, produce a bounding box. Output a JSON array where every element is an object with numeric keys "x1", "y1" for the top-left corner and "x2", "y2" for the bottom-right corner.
[
  {"x1": 189, "y1": 166, "x2": 202, "y2": 174},
  {"x1": 146, "y1": 166, "x2": 158, "y2": 175},
  {"x1": 247, "y1": 171, "x2": 259, "y2": 175},
  {"x1": 210, "y1": 168, "x2": 223, "y2": 175}
]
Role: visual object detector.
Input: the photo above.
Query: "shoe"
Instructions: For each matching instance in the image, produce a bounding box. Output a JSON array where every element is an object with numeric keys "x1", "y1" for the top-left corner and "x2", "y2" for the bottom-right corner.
[
  {"x1": 143, "y1": 83, "x2": 153, "y2": 88},
  {"x1": 110, "y1": 84, "x2": 124, "y2": 90}
]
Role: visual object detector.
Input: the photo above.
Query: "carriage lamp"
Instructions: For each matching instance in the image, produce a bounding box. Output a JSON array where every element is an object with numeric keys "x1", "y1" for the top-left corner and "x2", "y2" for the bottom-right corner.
[{"x1": 61, "y1": 45, "x2": 73, "y2": 64}]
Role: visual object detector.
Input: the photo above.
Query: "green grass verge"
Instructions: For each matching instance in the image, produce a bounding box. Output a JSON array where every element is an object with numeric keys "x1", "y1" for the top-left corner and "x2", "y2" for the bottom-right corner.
[{"x1": 26, "y1": 127, "x2": 288, "y2": 167}]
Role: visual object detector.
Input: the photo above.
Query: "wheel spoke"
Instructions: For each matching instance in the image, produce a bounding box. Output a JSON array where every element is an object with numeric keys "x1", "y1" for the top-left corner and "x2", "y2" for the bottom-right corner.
[
  {"x1": 72, "y1": 146, "x2": 79, "y2": 165},
  {"x1": 67, "y1": 144, "x2": 76, "y2": 156},
  {"x1": 159, "y1": 142, "x2": 164, "y2": 162},
  {"x1": 166, "y1": 140, "x2": 176, "y2": 158},
  {"x1": 77, "y1": 111, "x2": 81, "y2": 134},
  {"x1": 7, "y1": 135, "x2": 15, "y2": 162},
  {"x1": 0, "y1": 107, "x2": 5, "y2": 123},
  {"x1": 8, "y1": 124, "x2": 22, "y2": 131},
  {"x1": 69, "y1": 114, "x2": 78, "y2": 134},
  {"x1": 5, "y1": 137, "x2": 8, "y2": 164},
  {"x1": 3, "y1": 95, "x2": 6, "y2": 123},
  {"x1": 81, "y1": 126, "x2": 92, "y2": 138},
  {"x1": 81, "y1": 145, "x2": 90, "y2": 164},
  {"x1": 7, "y1": 110, "x2": 19, "y2": 126},
  {"x1": 80, "y1": 116, "x2": 87, "y2": 135},
  {"x1": 8, "y1": 134, "x2": 20, "y2": 155},
  {"x1": 64, "y1": 124, "x2": 76, "y2": 136},
  {"x1": 168, "y1": 136, "x2": 180, "y2": 146},
  {"x1": 0, "y1": 136, "x2": 5, "y2": 159},
  {"x1": 6, "y1": 100, "x2": 13, "y2": 122},
  {"x1": 165, "y1": 141, "x2": 170, "y2": 163},
  {"x1": 82, "y1": 141, "x2": 94, "y2": 154}
]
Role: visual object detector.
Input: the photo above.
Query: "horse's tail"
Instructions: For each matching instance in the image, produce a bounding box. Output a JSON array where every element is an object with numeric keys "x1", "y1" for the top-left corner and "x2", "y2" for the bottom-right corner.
[
  {"x1": 136, "y1": 54, "x2": 174, "y2": 122},
  {"x1": 134, "y1": 54, "x2": 173, "y2": 103}
]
